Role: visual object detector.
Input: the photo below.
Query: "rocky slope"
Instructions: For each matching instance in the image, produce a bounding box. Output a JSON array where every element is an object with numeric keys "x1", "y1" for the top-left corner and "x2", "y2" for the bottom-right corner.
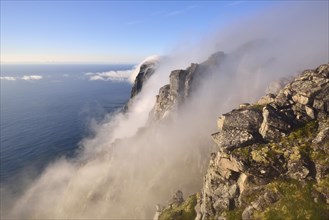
[{"x1": 158, "y1": 64, "x2": 329, "y2": 219}]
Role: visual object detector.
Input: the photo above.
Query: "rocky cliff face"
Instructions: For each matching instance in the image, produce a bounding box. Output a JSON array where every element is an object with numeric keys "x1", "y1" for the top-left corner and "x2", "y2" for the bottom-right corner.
[
  {"x1": 124, "y1": 58, "x2": 159, "y2": 111},
  {"x1": 158, "y1": 64, "x2": 329, "y2": 219},
  {"x1": 130, "y1": 61, "x2": 157, "y2": 99},
  {"x1": 150, "y1": 51, "x2": 225, "y2": 121}
]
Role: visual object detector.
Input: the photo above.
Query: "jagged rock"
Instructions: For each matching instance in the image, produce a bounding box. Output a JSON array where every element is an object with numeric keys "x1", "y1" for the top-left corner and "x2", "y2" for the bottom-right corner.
[
  {"x1": 150, "y1": 52, "x2": 225, "y2": 121},
  {"x1": 239, "y1": 103, "x2": 251, "y2": 108},
  {"x1": 151, "y1": 85, "x2": 173, "y2": 120},
  {"x1": 305, "y1": 105, "x2": 316, "y2": 119},
  {"x1": 313, "y1": 117, "x2": 329, "y2": 150},
  {"x1": 196, "y1": 63, "x2": 329, "y2": 220},
  {"x1": 217, "y1": 108, "x2": 263, "y2": 132},
  {"x1": 257, "y1": 93, "x2": 276, "y2": 105},
  {"x1": 259, "y1": 105, "x2": 292, "y2": 141},
  {"x1": 130, "y1": 60, "x2": 158, "y2": 98},
  {"x1": 212, "y1": 129, "x2": 254, "y2": 151}
]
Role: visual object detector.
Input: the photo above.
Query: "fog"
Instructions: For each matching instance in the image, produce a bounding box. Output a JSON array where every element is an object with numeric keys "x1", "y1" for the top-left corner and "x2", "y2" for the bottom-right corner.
[{"x1": 1, "y1": 1, "x2": 328, "y2": 219}]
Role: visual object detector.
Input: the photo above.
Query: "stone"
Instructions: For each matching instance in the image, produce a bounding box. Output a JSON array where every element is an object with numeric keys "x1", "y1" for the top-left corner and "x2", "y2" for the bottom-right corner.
[
  {"x1": 287, "y1": 161, "x2": 309, "y2": 180},
  {"x1": 257, "y1": 93, "x2": 276, "y2": 105},
  {"x1": 292, "y1": 93, "x2": 310, "y2": 105},
  {"x1": 217, "y1": 108, "x2": 263, "y2": 132},
  {"x1": 313, "y1": 99, "x2": 325, "y2": 110},
  {"x1": 259, "y1": 105, "x2": 292, "y2": 141},
  {"x1": 305, "y1": 105, "x2": 315, "y2": 119},
  {"x1": 212, "y1": 129, "x2": 254, "y2": 151}
]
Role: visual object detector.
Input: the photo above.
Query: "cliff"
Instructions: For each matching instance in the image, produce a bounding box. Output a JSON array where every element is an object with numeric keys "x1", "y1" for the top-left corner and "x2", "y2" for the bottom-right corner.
[
  {"x1": 157, "y1": 63, "x2": 329, "y2": 219},
  {"x1": 150, "y1": 51, "x2": 225, "y2": 121},
  {"x1": 130, "y1": 60, "x2": 158, "y2": 99}
]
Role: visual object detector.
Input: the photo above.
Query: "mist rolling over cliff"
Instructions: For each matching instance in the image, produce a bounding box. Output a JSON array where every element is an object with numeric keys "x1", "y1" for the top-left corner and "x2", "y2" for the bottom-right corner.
[{"x1": 1, "y1": 1, "x2": 328, "y2": 219}]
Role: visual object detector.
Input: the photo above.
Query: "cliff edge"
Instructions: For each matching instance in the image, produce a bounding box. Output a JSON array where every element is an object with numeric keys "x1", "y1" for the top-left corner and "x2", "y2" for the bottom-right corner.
[{"x1": 158, "y1": 63, "x2": 329, "y2": 220}]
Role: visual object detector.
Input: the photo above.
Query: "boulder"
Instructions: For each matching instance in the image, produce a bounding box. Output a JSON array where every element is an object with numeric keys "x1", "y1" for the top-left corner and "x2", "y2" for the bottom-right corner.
[
  {"x1": 212, "y1": 129, "x2": 254, "y2": 151},
  {"x1": 217, "y1": 108, "x2": 263, "y2": 132},
  {"x1": 259, "y1": 105, "x2": 292, "y2": 141}
]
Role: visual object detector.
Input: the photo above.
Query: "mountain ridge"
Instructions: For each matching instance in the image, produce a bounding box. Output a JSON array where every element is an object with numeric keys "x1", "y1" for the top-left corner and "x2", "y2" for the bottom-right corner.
[{"x1": 149, "y1": 62, "x2": 329, "y2": 219}]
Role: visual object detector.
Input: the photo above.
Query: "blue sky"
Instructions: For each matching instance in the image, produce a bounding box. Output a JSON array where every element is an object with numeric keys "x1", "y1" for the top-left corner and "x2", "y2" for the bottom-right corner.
[{"x1": 0, "y1": 1, "x2": 275, "y2": 64}]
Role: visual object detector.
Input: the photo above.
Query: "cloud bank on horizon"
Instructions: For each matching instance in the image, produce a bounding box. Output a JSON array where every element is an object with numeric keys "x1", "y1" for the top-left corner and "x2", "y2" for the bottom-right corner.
[{"x1": 0, "y1": 75, "x2": 43, "y2": 81}]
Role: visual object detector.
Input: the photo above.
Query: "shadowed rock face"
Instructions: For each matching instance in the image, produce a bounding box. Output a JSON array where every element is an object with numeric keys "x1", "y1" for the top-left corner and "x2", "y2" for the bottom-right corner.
[{"x1": 130, "y1": 62, "x2": 157, "y2": 99}]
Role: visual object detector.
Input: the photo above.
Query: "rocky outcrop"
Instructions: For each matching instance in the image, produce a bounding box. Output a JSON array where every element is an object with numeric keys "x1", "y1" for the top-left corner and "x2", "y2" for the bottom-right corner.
[
  {"x1": 150, "y1": 52, "x2": 226, "y2": 121},
  {"x1": 130, "y1": 61, "x2": 158, "y2": 99},
  {"x1": 196, "y1": 63, "x2": 329, "y2": 219},
  {"x1": 155, "y1": 62, "x2": 329, "y2": 220},
  {"x1": 124, "y1": 58, "x2": 159, "y2": 112}
]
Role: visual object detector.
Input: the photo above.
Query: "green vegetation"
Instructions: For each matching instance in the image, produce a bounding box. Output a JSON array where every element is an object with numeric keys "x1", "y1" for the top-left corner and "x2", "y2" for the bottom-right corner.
[
  {"x1": 225, "y1": 208, "x2": 244, "y2": 220},
  {"x1": 230, "y1": 120, "x2": 329, "y2": 219},
  {"x1": 287, "y1": 120, "x2": 318, "y2": 141},
  {"x1": 159, "y1": 194, "x2": 197, "y2": 220},
  {"x1": 315, "y1": 175, "x2": 329, "y2": 198},
  {"x1": 254, "y1": 178, "x2": 329, "y2": 219},
  {"x1": 232, "y1": 146, "x2": 249, "y2": 159}
]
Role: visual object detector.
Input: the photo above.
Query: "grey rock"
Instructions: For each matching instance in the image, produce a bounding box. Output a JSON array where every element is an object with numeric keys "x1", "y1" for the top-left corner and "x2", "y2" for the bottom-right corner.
[
  {"x1": 217, "y1": 108, "x2": 263, "y2": 132},
  {"x1": 257, "y1": 93, "x2": 276, "y2": 105},
  {"x1": 313, "y1": 117, "x2": 329, "y2": 153},
  {"x1": 259, "y1": 105, "x2": 292, "y2": 141},
  {"x1": 212, "y1": 129, "x2": 254, "y2": 151},
  {"x1": 287, "y1": 161, "x2": 309, "y2": 180},
  {"x1": 305, "y1": 105, "x2": 315, "y2": 119}
]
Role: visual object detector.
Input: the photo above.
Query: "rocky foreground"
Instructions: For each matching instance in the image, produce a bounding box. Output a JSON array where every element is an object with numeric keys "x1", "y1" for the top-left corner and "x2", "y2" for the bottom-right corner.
[{"x1": 155, "y1": 63, "x2": 329, "y2": 219}]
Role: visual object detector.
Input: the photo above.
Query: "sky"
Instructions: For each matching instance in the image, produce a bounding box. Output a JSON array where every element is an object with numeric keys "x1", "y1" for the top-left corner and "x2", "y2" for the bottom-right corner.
[{"x1": 0, "y1": 1, "x2": 283, "y2": 64}]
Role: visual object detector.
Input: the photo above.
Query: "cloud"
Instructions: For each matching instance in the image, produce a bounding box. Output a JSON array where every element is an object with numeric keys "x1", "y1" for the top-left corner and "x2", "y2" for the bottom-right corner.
[
  {"x1": 0, "y1": 75, "x2": 43, "y2": 81},
  {"x1": 21, "y1": 75, "x2": 43, "y2": 81},
  {"x1": 0, "y1": 76, "x2": 17, "y2": 81},
  {"x1": 86, "y1": 69, "x2": 133, "y2": 82},
  {"x1": 85, "y1": 56, "x2": 160, "y2": 83},
  {"x1": 128, "y1": 55, "x2": 161, "y2": 83}
]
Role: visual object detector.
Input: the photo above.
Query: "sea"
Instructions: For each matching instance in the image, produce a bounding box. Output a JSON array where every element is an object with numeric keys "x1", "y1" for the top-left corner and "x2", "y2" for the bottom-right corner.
[{"x1": 0, "y1": 64, "x2": 132, "y2": 184}]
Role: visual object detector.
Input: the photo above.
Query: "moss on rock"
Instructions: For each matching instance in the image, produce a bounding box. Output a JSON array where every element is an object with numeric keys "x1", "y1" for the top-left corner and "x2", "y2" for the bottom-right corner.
[
  {"x1": 254, "y1": 178, "x2": 329, "y2": 219},
  {"x1": 159, "y1": 194, "x2": 197, "y2": 220}
]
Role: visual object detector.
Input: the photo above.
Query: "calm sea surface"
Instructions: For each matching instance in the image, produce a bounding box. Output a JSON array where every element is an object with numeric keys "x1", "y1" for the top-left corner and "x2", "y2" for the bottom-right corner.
[{"x1": 0, "y1": 64, "x2": 132, "y2": 183}]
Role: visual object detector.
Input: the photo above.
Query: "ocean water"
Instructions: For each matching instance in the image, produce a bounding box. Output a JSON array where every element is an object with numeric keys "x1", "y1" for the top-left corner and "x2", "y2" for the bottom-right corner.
[{"x1": 0, "y1": 64, "x2": 132, "y2": 184}]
